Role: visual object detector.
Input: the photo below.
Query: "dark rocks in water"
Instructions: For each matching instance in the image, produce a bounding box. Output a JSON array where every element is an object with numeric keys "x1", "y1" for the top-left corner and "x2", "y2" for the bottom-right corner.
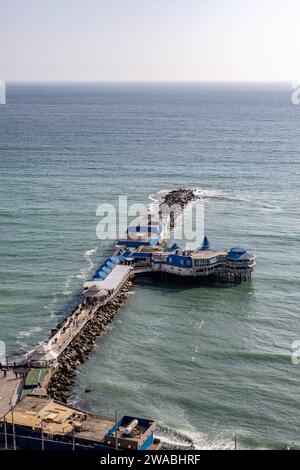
[
  {"x1": 162, "y1": 189, "x2": 195, "y2": 209},
  {"x1": 84, "y1": 388, "x2": 92, "y2": 393}
]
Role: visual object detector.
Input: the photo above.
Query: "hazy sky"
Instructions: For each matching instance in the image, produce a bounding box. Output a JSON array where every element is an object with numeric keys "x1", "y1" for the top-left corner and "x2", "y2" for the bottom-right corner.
[{"x1": 1, "y1": 0, "x2": 299, "y2": 81}]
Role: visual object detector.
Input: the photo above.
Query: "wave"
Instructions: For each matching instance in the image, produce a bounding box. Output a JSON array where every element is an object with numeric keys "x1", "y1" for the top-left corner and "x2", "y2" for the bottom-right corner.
[
  {"x1": 62, "y1": 247, "x2": 98, "y2": 295},
  {"x1": 76, "y1": 247, "x2": 97, "y2": 281},
  {"x1": 193, "y1": 187, "x2": 252, "y2": 203},
  {"x1": 63, "y1": 275, "x2": 73, "y2": 295},
  {"x1": 16, "y1": 326, "x2": 43, "y2": 339},
  {"x1": 148, "y1": 193, "x2": 160, "y2": 204},
  {"x1": 43, "y1": 290, "x2": 60, "y2": 320},
  {"x1": 157, "y1": 425, "x2": 196, "y2": 450},
  {"x1": 158, "y1": 425, "x2": 243, "y2": 450},
  {"x1": 193, "y1": 187, "x2": 283, "y2": 212},
  {"x1": 256, "y1": 202, "x2": 283, "y2": 212},
  {"x1": 148, "y1": 192, "x2": 161, "y2": 214}
]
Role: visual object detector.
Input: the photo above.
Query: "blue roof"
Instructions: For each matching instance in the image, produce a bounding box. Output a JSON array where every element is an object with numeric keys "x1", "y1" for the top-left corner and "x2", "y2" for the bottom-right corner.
[
  {"x1": 171, "y1": 243, "x2": 180, "y2": 250},
  {"x1": 196, "y1": 236, "x2": 215, "y2": 252},
  {"x1": 94, "y1": 271, "x2": 107, "y2": 280},
  {"x1": 227, "y1": 250, "x2": 254, "y2": 261},
  {"x1": 166, "y1": 243, "x2": 181, "y2": 253},
  {"x1": 106, "y1": 261, "x2": 116, "y2": 269},
  {"x1": 229, "y1": 247, "x2": 247, "y2": 254},
  {"x1": 102, "y1": 265, "x2": 111, "y2": 274}
]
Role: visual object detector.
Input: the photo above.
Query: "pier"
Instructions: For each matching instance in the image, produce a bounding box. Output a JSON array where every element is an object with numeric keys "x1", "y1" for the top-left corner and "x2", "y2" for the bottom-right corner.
[{"x1": 0, "y1": 188, "x2": 256, "y2": 450}]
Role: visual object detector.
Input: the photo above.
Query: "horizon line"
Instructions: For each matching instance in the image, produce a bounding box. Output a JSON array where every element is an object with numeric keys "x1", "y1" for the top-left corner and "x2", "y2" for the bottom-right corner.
[{"x1": 4, "y1": 79, "x2": 293, "y2": 85}]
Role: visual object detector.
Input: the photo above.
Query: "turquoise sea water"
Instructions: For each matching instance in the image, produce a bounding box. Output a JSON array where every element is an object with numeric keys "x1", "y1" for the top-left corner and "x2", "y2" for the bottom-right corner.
[{"x1": 0, "y1": 83, "x2": 299, "y2": 449}]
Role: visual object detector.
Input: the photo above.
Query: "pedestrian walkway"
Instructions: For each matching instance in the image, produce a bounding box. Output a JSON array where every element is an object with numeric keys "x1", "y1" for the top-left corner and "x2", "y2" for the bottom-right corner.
[{"x1": 0, "y1": 370, "x2": 22, "y2": 418}]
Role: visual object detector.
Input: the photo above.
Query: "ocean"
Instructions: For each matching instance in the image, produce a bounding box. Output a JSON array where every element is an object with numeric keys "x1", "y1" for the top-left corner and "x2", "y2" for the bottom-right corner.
[{"x1": 0, "y1": 82, "x2": 299, "y2": 449}]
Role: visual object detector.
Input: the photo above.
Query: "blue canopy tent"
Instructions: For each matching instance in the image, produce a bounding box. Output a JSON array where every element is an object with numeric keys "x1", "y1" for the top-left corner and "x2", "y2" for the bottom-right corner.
[
  {"x1": 102, "y1": 265, "x2": 111, "y2": 274},
  {"x1": 107, "y1": 260, "x2": 116, "y2": 269},
  {"x1": 196, "y1": 236, "x2": 215, "y2": 252},
  {"x1": 93, "y1": 270, "x2": 107, "y2": 281}
]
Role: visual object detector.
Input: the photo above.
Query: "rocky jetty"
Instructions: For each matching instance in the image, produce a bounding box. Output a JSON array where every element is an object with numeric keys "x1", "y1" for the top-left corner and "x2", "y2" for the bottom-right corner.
[
  {"x1": 160, "y1": 188, "x2": 197, "y2": 230},
  {"x1": 47, "y1": 281, "x2": 133, "y2": 402},
  {"x1": 161, "y1": 188, "x2": 196, "y2": 209}
]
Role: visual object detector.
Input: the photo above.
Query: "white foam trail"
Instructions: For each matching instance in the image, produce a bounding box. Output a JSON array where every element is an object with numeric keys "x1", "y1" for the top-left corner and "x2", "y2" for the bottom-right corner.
[
  {"x1": 44, "y1": 301, "x2": 58, "y2": 318},
  {"x1": 148, "y1": 189, "x2": 173, "y2": 213},
  {"x1": 148, "y1": 193, "x2": 160, "y2": 214},
  {"x1": 256, "y1": 202, "x2": 283, "y2": 212},
  {"x1": 61, "y1": 248, "x2": 99, "y2": 296},
  {"x1": 76, "y1": 247, "x2": 97, "y2": 281},
  {"x1": 85, "y1": 247, "x2": 97, "y2": 257},
  {"x1": 148, "y1": 193, "x2": 159, "y2": 203},
  {"x1": 15, "y1": 340, "x2": 30, "y2": 351},
  {"x1": 63, "y1": 275, "x2": 73, "y2": 295},
  {"x1": 193, "y1": 187, "x2": 283, "y2": 212},
  {"x1": 150, "y1": 186, "x2": 277, "y2": 210},
  {"x1": 193, "y1": 187, "x2": 252, "y2": 203}
]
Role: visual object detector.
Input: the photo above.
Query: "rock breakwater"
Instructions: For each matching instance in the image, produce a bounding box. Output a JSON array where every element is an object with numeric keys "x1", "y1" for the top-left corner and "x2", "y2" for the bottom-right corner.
[
  {"x1": 161, "y1": 188, "x2": 196, "y2": 209},
  {"x1": 47, "y1": 281, "x2": 133, "y2": 402}
]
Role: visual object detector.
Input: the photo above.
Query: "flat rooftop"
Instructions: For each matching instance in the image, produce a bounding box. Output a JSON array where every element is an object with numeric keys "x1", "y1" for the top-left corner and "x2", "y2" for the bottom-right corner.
[
  {"x1": 138, "y1": 245, "x2": 161, "y2": 253},
  {"x1": 1, "y1": 395, "x2": 157, "y2": 449},
  {"x1": 1, "y1": 395, "x2": 113, "y2": 442},
  {"x1": 152, "y1": 250, "x2": 227, "y2": 260},
  {"x1": 97, "y1": 265, "x2": 131, "y2": 291},
  {"x1": 191, "y1": 251, "x2": 227, "y2": 259}
]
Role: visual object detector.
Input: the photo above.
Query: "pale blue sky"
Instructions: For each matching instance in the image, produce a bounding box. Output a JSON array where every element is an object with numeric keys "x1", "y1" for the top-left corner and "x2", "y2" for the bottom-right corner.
[{"x1": 1, "y1": 0, "x2": 299, "y2": 81}]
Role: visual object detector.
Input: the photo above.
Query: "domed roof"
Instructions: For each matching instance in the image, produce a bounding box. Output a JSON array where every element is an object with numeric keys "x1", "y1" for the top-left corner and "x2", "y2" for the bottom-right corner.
[
  {"x1": 229, "y1": 247, "x2": 247, "y2": 254},
  {"x1": 227, "y1": 248, "x2": 254, "y2": 261}
]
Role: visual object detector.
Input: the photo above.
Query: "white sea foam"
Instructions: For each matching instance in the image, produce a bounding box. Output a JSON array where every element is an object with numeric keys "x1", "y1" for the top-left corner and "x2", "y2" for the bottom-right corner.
[
  {"x1": 148, "y1": 189, "x2": 173, "y2": 213},
  {"x1": 60, "y1": 247, "x2": 99, "y2": 297},
  {"x1": 76, "y1": 247, "x2": 97, "y2": 281},
  {"x1": 63, "y1": 275, "x2": 73, "y2": 295},
  {"x1": 193, "y1": 187, "x2": 252, "y2": 203},
  {"x1": 193, "y1": 187, "x2": 283, "y2": 213},
  {"x1": 256, "y1": 202, "x2": 283, "y2": 212},
  {"x1": 158, "y1": 427, "x2": 246, "y2": 450},
  {"x1": 17, "y1": 326, "x2": 43, "y2": 339},
  {"x1": 85, "y1": 247, "x2": 97, "y2": 257},
  {"x1": 148, "y1": 193, "x2": 159, "y2": 203}
]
